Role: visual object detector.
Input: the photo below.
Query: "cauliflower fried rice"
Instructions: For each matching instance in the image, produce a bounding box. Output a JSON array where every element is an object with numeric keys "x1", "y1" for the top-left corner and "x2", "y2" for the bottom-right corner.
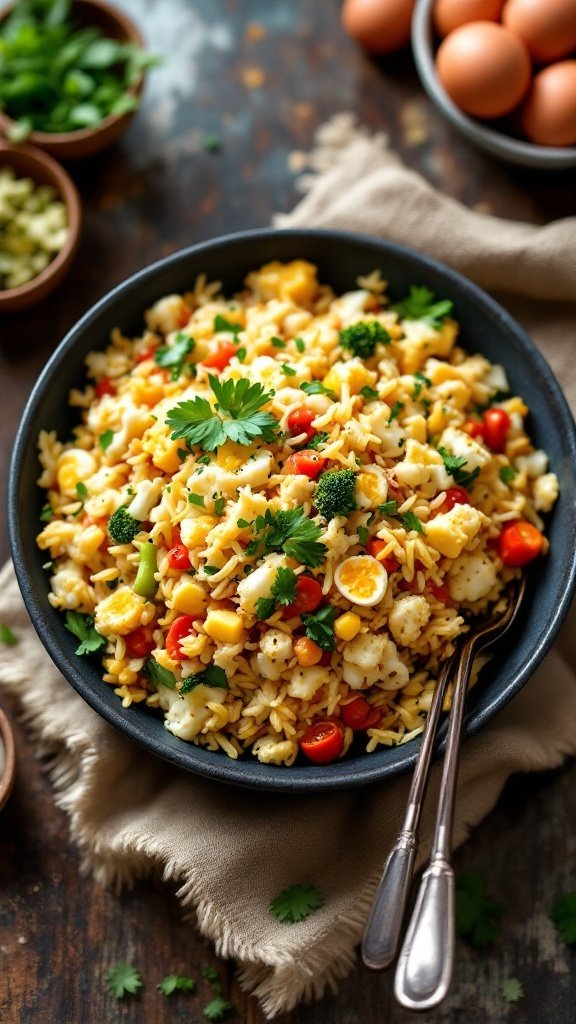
[{"x1": 35, "y1": 260, "x2": 558, "y2": 767}]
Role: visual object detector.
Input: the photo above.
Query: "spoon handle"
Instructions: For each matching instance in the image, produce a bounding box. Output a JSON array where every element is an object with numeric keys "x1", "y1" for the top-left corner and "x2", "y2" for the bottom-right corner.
[{"x1": 361, "y1": 831, "x2": 417, "y2": 970}]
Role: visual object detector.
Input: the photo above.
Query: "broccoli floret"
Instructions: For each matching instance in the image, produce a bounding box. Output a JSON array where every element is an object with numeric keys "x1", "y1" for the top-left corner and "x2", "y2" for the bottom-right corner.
[
  {"x1": 108, "y1": 505, "x2": 140, "y2": 544},
  {"x1": 314, "y1": 469, "x2": 357, "y2": 521},
  {"x1": 339, "y1": 320, "x2": 391, "y2": 359}
]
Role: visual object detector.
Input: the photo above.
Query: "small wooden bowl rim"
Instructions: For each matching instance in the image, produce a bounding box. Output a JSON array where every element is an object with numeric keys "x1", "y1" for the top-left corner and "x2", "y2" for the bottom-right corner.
[
  {"x1": 0, "y1": 0, "x2": 145, "y2": 146},
  {"x1": 0, "y1": 706, "x2": 16, "y2": 811},
  {"x1": 0, "y1": 140, "x2": 82, "y2": 305}
]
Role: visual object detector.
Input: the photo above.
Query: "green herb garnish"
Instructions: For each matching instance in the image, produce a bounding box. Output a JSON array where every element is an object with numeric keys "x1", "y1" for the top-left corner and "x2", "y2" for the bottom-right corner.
[
  {"x1": 65, "y1": 611, "x2": 105, "y2": 656},
  {"x1": 249, "y1": 507, "x2": 326, "y2": 568},
  {"x1": 99, "y1": 429, "x2": 114, "y2": 451},
  {"x1": 213, "y1": 314, "x2": 242, "y2": 335},
  {"x1": 360, "y1": 386, "x2": 379, "y2": 401},
  {"x1": 300, "y1": 381, "x2": 336, "y2": 400},
  {"x1": 388, "y1": 401, "x2": 404, "y2": 424},
  {"x1": 269, "y1": 883, "x2": 324, "y2": 923},
  {"x1": 255, "y1": 567, "x2": 298, "y2": 620},
  {"x1": 146, "y1": 659, "x2": 177, "y2": 689},
  {"x1": 0, "y1": 623, "x2": 18, "y2": 646},
  {"x1": 302, "y1": 605, "x2": 337, "y2": 650},
  {"x1": 437, "y1": 446, "x2": 480, "y2": 489},
  {"x1": 104, "y1": 962, "x2": 142, "y2": 999},
  {"x1": 179, "y1": 665, "x2": 228, "y2": 694},
  {"x1": 157, "y1": 974, "x2": 196, "y2": 995},
  {"x1": 393, "y1": 286, "x2": 453, "y2": 328},
  {"x1": 166, "y1": 376, "x2": 279, "y2": 452},
  {"x1": 154, "y1": 332, "x2": 195, "y2": 379}
]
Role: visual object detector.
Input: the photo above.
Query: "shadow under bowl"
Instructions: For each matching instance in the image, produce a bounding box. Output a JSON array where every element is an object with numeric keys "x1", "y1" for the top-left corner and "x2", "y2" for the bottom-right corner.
[{"x1": 8, "y1": 228, "x2": 576, "y2": 790}]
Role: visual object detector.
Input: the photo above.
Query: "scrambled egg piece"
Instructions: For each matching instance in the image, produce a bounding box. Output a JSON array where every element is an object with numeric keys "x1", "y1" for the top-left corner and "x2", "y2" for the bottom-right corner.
[{"x1": 425, "y1": 504, "x2": 483, "y2": 559}]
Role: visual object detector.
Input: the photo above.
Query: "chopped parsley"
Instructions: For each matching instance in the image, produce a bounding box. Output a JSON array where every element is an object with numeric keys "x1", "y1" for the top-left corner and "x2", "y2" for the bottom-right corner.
[
  {"x1": 501, "y1": 978, "x2": 524, "y2": 1003},
  {"x1": 378, "y1": 501, "x2": 424, "y2": 534},
  {"x1": 236, "y1": 347, "x2": 247, "y2": 362},
  {"x1": 99, "y1": 429, "x2": 114, "y2": 451},
  {"x1": 154, "y1": 331, "x2": 195, "y2": 379},
  {"x1": 281, "y1": 363, "x2": 296, "y2": 376},
  {"x1": 248, "y1": 507, "x2": 326, "y2": 568},
  {"x1": 166, "y1": 376, "x2": 279, "y2": 451},
  {"x1": 255, "y1": 567, "x2": 298, "y2": 620},
  {"x1": 437, "y1": 446, "x2": 480, "y2": 488},
  {"x1": 179, "y1": 665, "x2": 228, "y2": 694},
  {"x1": 39, "y1": 503, "x2": 53, "y2": 522},
  {"x1": 269, "y1": 883, "x2": 324, "y2": 923},
  {"x1": 412, "y1": 371, "x2": 432, "y2": 400},
  {"x1": 71, "y1": 481, "x2": 88, "y2": 516},
  {"x1": 294, "y1": 337, "x2": 305, "y2": 353},
  {"x1": 203, "y1": 996, "x2": 233, "y2": 1021},
  {"x1": 499, "y1": 465, "x2": 517, "y2": 485},
  {"x1": 300, "y1": 381, "x2": 336, "y2": 400},
  {"x1": 551, "y1": 892, "x2": 576, "y2": 945},
  {"x1": 213, "y1": 314, "x2": 242, "y2": 335},
  {"x1": 388, "y1": 401, "x2": 404, "y2": 424},
  {"x1": 455, "y1": 870, "x2": 503, "y2": 947},
  {"x1": 271, "y1": 336, "x2": 286, "y2": 348},
  {"x1": 0, "y1": 623, "x2": 18, "y2": 646},
  {"x1": 65, "y1": 612, "x2": 105, "y2": 656},
  {"x1": 339, "y1": 320, "x2": 390, "y2": 358},
  {"x1": 146, "y1": 659, "x2": 177, "y2": 689},
  {"x1": 303, "y1": 605, "x2": 338, "y2": 651},
  {"x1": 357, "y1": 525, "x2": 369, "y2": 546},
  {"x1": 104, "y1": 962, "x2": 142, "y2": 999},
  {"x1": 360, "y1": 385, "x2": 379, "y2": 401},
  {"x1": 157, "y1": 974, "x2": 196, "y2": 995},
  {"x1": 188, "y1": 493, "x2": 205, "y2": 507},
  {"x1": 393, "y1": 285, "x2": 454, "y2": 328},
  {"x1": 204, "y1": 565, "x2": 220, "y2": 576},
  {"x1": 214, "y1": 494, "x2": 225, "y2": 516}
]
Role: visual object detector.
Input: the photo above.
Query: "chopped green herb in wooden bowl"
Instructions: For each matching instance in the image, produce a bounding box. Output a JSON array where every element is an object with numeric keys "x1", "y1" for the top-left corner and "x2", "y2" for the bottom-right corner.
[{"x1": 0, "y1": 0, "x2": 158, "y2": 159}]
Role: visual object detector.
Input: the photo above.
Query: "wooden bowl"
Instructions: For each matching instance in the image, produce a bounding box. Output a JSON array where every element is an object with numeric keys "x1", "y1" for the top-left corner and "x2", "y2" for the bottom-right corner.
[
  {"x1": 0, "y1": 0, "x2": 146, "y2": 160},
  {"x1": 0, "y1": 140, "x2": 82, "y2": 312},
  {"x1": 0, "y1": 706, "x2": 16, "y2": 811}
]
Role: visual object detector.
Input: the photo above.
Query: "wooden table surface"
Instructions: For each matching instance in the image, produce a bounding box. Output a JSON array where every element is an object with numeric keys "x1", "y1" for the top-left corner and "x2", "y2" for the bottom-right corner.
[{"x1": 1, "y1": 2, "x2": 575, "y2": 1022}]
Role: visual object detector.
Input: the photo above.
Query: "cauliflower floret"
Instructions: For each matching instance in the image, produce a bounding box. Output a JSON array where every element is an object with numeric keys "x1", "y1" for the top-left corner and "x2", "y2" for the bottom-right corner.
[
  {"x1": 236, "y1": 555, "x2": 287, "y2": 615},
  {"x1": 48, "y1": 559, "x2": 93, "y2": 611},
  {"x1": 37, "y1": 520, "x2": 80, "y2": 556},
  {"x1": 362, "y1": 405, "x2": 406, "y2": 455},
  {"x1": 380, "y1": 638, "x2": 410, "y2": 690},
  {"x1": 252, "y1": 736, "x2": 297, "y2": 765},
  {"x1": 146, "y1": 294, "x2": 190, "y2": 334},
  {"x1": 278, "y1": 473, "x2": 315, "y2": 507},
  {"x1": 516, "y1": 451, "x2": 548, "y2": 478},
  {"x1": 388, "y1": 595, "x2": 431, "y2": 647},
  {"x1": 256, "y1": 628, "x2": 293, "y2": 680},
  {"x1": 158, "y1": 683, "x2": 226, "y2": 740},
  {"x1": 448, "y1": 553, "x2": 498, "y2": 603},
  {"x1": 439, "y1": 426, "x2": 491, "y2": 475},
  {"x1": 425, "y1": 504, "x2": 483, "y2": 559},
  {"x1": 185, "y1": 452, "x2": 274, "y2": 499},
  {"x1": 332, "y1": 289, "x2": 371, "y2": 323},
  {"x1": 532, "y1": 472, "x2": 558, "y2": 513},
  {"x1": 104, "y1": 406, "x2": 154, "y2": 463},
  {"x1": 127, "y1": 479, "x2": 163, "y2": 520},
  {"x1": 342, "y1": 635, "x2": 409, "y2": 690},
  {"x1": 55, "y1": 449, "x2": 98, "y2": 497},
  {"x1": 288, "y1": 666, "x2": 330, "y2": 700},
  {"x1": 94, "y1": 585, "x2": 147, "y2": 636},
  {"x1": 343, "y1": 633, "x2": 387, "y2": 670}
]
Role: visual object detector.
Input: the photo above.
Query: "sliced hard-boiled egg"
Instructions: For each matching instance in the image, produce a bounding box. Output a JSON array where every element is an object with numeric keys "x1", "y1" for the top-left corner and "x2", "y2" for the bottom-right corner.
[
  {"x1": 355, "y1": 465, "x2": 388, "y2": 509},
  {"x1": 334, "y1": 555, "x2": 388, "y2": 607}
]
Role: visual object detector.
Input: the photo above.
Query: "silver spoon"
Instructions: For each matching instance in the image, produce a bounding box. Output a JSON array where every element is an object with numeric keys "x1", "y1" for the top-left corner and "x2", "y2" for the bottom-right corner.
[{"x1": 394, "y1": 577, "x2": 526, "y2": 1011}]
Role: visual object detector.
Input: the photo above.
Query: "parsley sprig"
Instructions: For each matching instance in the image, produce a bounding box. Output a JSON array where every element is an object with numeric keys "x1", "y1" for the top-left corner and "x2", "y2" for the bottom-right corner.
[
  {"x1": 157, "y1": 974, "x2": 196, "y2": 995},
  {"x1": 437, "y1": 446, "x2": 480, "y2": 488},
  {"x1": 302, "y1": 605, "x2": 337, "y2": 650},
  {"x1": 154, "y1": 331, "x2": 195, "y2": 379},
  {"x1": 247, "y1": 507, "x2": 327, "y2": 568},
  {"x1": 166, "y1": 375, "x2": 279, "y2": 451},
  {"x1": 270, "y1": 883, "x2": 324, "y2": 923},
  {"x1": 65, "y1": 611, "x2": 105, "y2": 656},
  {"x1": 455, "y1": 870, "x2": 503, "y2": 947},
  {"x1": 393, "y1": 286, "x2": 454, "y2": 328},
  {"x1": 255, "y1": 567, "x2": 298, "y2": 620},
  {"x1": 378, "y1": 500, "x2": 424, "y2": 534}
]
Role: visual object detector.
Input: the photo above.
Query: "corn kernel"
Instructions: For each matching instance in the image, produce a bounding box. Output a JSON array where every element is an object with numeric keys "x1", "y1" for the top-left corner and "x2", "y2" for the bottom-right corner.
[
  {"x1": 172, "y1": 579, "x2": 208, "y2": 617},
  {"x1": 203, "y1": 608, "x2": 244, "y2": 644},
  {"x1": 334, "y1": 612, "x2": 362, "y2": 642}
]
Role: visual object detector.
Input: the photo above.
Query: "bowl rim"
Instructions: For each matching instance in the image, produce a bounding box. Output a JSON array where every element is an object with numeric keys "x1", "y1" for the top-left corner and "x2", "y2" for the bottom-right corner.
[
  {"x1": 8, "y1": 227, "x2": 576, "y2": 791},
  {"x1": 0, "y1": 139, "x2": 82, "y2": 303},
  {"x1": 0, "y1": 0, "x2": 145, "y2": 146},
  {"x1": 411, "y1": 0, "x2": 576, "y2": 169}
]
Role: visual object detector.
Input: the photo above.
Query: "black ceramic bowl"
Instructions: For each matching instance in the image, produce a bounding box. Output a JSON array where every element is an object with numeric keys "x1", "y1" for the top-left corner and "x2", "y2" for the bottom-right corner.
[{"x1": 9, "y1": 229, "x2": 576, "y2": 791}]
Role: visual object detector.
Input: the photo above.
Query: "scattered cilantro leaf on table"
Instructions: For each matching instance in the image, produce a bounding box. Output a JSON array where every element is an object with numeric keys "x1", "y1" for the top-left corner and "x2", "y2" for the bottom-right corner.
[
  {"x1": 270, "y1": 883, "x2": 324, "y2": 923},
  {"x1": 157, "y1": 973, "x2": 196, "y2": 995},
  {"x1": 166, "y1": 376, "x2": 279, "y2": 451},
  {"x1": 455, "y1": 870, "x2": 503, "y2": 947},
  {"x1": 392, "y1": 286, "x2": 454, "y2": 328},
  {"x1": 0, "y1": 623, "x2": 18, "y2": 646},
  {"x1": 202, "y1": 965, "x2": 221, "y2": 984},
  {"x1": 501, "y1": 978, "x2": 524, "y2": 1003},
  {"x1": 65, "y1": 612, "x2": 105, "y2": 657},
  {"x1": 104, "y1": 962, "x2": 143, "y2": 999},
  {"x1": 203, "y1": 995, "x2": 233, "y2": 1021},
  {"x1": 551, "y1": 892, "x2": 576, "y2": 945}
]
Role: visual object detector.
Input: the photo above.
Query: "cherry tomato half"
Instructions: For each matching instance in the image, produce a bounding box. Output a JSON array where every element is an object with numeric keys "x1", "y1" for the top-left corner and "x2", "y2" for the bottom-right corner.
[
  {"x1": 442, "y1": 487, "x2": 469, "y2": 511},
  {"x1": 167, "y1": 526, "x2": 191, "y2": 571},
  {"x1": 498, "y1": 521, "x2": 543, "y2": 567},
  {"x1": 124, "y1": 625, "x2": 156, "y2": 659},
  {"x1": 284, "y1": 575, "x2": 323, "y2": 617},
  {"x1": 481, "y1": 408, "x2": 511, "y2": 452},
  {"x1": 283, "y1": 450, "x2": 326, "y2": 479},
  {"x1": 463, "y1": 418, "x2": 484, "y2": 439},
  {"x1": 135, "y1": 344, "x2": 158, "y2": 363},
  {"x1": 340, "y1": 696, "x2": 381, "y2": 731},
  {"x1": 165, "y1": 615, "x2": 195, "y2": 661},
  {"x1": 202, "y1": 341, "x2": 238, "y2": 372},
  {"x1": 428, "y1": 582, "x2": 451, "y2": 604},
  {"x1": 286, "y1": 407, "x2": 316, "y2": 441},
  {"x1": 299, "y1": 720, "x2": 344, "y2": 764},
  {"x1": 94, "y1": 377, "x2": 116, "y2": 398},
  {"x1": 367, "y1": 538, "x2": 400, "y2": 572}
]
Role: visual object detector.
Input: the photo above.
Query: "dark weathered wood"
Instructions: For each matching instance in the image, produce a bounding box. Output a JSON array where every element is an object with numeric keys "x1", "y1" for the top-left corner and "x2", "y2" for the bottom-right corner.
[{"x1": 1, "y1": 1, "x2": 576, "y2": 1021}]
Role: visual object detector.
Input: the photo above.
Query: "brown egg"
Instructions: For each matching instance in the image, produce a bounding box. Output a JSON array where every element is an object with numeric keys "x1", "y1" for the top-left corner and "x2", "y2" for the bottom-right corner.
[
  {"x1": 433, "y1": 0, "x2": 505, "y2": 38},
  {"x1": 436, "y1": 21, "x2": 531, "y2": 119},
  {"x1": 342, "y1": 0, "x2": 416, "y2": 54},
  {"x1": 503, "y1": 0, "x2": 576, "y2": 64},
  {"x1": 522, "y1": 61, "x2": 576, "y2": 146}
]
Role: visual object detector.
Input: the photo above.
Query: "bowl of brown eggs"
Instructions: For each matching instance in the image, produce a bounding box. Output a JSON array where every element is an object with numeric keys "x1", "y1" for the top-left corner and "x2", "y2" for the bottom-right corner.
[{"x1": 412, "y1": 0, "x2": 576, "y2": 169}]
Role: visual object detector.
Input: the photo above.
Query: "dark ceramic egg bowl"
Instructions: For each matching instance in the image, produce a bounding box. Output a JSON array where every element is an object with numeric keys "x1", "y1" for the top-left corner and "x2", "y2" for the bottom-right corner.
[{"x1": 8, "y1": 229, "x2": 576, "y2": 791}]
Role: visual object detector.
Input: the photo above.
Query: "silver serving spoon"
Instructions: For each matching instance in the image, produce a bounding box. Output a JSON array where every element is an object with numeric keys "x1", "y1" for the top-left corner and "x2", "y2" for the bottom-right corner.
[
  {"x1": 361, "y1": 578, "x2": 525, "y2": 987},
  {"x1": 394, "y1": 577, "x2": 526, "y2": 1011}
]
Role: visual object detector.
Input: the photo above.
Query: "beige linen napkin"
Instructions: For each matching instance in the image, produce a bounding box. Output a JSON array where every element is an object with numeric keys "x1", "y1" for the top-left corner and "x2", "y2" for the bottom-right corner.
[{"x1": 2, "y1": 116, "x2": 576, "y2": 1018}]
